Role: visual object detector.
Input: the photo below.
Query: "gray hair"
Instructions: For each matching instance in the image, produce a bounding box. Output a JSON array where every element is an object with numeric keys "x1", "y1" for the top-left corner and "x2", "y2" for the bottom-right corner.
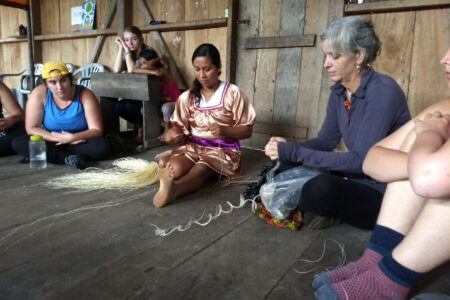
[{"x1": 320, "y1": 16, "x2": 381, "y2": 67}]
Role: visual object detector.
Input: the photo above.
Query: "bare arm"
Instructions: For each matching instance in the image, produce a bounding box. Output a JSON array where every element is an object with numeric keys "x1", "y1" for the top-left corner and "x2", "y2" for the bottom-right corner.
[
  {"x1": 0, "y1": 82, "x2": 24, "y2": 130},
  {"x1": 113, "y1": 37, "x2": 126, "y2": 73},
  {"x1": 363, "y1": 98, "x2": 450, "y2": 182},
  {"x1": 124, "y1": 52, "x2": 137, "y2": 73},
  {"x1": 73, "y1": 88, "x2": 103, "y2": 139},
  {"x1": 362, "y1": 120, "x2": 413, "y2": 182},
  {"x1": 50, "y1": 89, "x2": 103, "y2": 145},
  {"x1": 408, "y1": 112, "x2": 450, "y2": 198},
  {"x1": 25, "y1": 85, "x2": 58, "y2": 142},
  {"x1": 131, "y1": 67, "x2": 161, "y2": 76}
]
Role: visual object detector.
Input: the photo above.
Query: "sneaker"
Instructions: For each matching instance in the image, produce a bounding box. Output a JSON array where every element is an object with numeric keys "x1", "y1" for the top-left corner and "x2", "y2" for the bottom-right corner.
[
  {"x1": 303, "y1": 212, "x2": 342, "y2": 229},
  {"x1": 64, "y1": 154, "x2": 86, "y2": 170},
  {"x1": 19, "y1": 157, "x2": 30, "y2": 164}
]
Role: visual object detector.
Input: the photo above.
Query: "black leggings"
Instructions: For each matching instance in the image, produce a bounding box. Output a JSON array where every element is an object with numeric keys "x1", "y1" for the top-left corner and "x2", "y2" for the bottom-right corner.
[
  {"x1": 11, "y1": 134, "x2": 111, "y2": 164},
  {"x1": 0, "y1": 121, "x2": 26, "y2": 157},
  {"x1": 299, "y1": 173, "x2": 383, "y2": 230}
]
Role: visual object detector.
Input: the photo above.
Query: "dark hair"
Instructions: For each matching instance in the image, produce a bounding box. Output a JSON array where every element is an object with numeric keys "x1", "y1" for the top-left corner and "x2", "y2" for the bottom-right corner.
[
  {"x1": 190, "y1": 43, "x2": 222, "y2": 105},
  {"x1": 320, "y1": 16, "x2": 381, "y2": 69},
  {"x1": 124, "y1": 26, "x2": 146, "y2": 58},
  {"x1": 139, "y1": 47, "x2": 159, "y2": 61},
  {"x1": 138, "y1": 48, "x2": 168, "y2": 79},
  {"x1": 43, "y1": 73, "x2": 74, "y2": 86}
]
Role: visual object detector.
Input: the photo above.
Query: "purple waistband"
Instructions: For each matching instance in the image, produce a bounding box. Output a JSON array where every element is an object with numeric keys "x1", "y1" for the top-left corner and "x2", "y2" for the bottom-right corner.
[{"x1": 187, "y1": 136, "x2": 241, "y2": 150}]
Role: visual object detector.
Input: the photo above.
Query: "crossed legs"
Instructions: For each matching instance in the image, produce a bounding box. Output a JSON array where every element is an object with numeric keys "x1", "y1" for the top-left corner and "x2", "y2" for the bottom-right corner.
[
  {"x1": 153, "y1": 154, "x2": 216, "y2": 207},
  {"x1": 313, "y1": 178, "x2": 450, "y2": 299}
]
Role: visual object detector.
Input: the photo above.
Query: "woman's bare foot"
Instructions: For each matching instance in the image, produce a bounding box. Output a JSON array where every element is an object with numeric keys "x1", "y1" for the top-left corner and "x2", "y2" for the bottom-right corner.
[
  {"x1": 153, "y1": 163, "x2": 176, "y2": 208},
  {"x1": 135, "y1": 125, "x2": 143, "y2": 143}
]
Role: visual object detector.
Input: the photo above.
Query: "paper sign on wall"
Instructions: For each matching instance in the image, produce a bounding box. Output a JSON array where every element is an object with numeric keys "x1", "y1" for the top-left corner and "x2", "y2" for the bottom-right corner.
[
  {"x1": 80, "y1": 0, "x2": 95, "y2": 31},
  {"x1": 71, "y1": 6, "x2": 82, "y2": 25}
]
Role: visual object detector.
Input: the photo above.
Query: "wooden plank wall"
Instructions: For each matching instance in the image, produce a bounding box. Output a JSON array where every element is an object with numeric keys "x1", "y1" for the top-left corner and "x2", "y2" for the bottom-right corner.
[
  {"x1": 0, "y1": 5, "x2": 29, "y2": 87},
  {"x1": 0, "y1": 0, "x2": 228, "y2": 90},
  {"x1": 369, "y1": 8, "x2": 449, "y2": 118},
  {"x1": 236, "y1": 0, "x2": 450, "y2": 149}
]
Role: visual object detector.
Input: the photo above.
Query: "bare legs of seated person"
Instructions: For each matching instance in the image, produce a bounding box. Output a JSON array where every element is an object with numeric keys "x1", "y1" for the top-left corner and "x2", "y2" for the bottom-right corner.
[
  {"x1": 153, "y1": 154, "x2": 216, "y2": 208},
  {"x1": 313, "y1": 120, "x2": 450, "y2": 300}
]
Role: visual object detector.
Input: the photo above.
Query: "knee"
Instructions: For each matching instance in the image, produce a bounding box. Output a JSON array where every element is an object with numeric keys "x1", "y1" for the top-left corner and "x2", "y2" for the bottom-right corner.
[
  {"x1": 302, "y1": 174, "x2": 333, "y2": 198},
  {"x1": 87, "y1": 138, "x2": 111, "y2": 160},
  {"x1": 11, "y1": 134, "x2": 29, "y2": 156},
  {"x1": 299, "y1": 174, "x2": 335, "y2": 210}
]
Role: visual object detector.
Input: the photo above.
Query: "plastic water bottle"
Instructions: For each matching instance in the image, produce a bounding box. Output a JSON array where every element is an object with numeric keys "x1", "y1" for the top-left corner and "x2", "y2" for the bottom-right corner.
[{"x1": 29, "y1": 135, "x2": 47, "y2": 169}]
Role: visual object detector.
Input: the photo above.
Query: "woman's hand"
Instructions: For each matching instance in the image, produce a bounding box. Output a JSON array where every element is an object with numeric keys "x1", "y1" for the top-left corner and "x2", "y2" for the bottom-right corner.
[
  {"x1": 210, "y1": 123, "x2": 224, "y2": 137},
  {"x1": 160, "y1": 127, "x2": 184, "y2": 144},
  {"x1": 50, "y1": 131, "x2": 86, "y2": 145},
  {"x1": 264, "y1": 136, "x2": 286, "y2": 160},
  {"x1": 115, "y1": 37, "x2": 126, "y2": 49},
  {"x1": 0, "y1": 117, "x2": 11, "y2": 131}
]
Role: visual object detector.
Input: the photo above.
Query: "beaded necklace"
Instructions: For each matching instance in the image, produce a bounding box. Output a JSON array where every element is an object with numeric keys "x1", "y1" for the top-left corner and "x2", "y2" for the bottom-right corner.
[{"x1": 343, "y1": 99, "x2": 351, "y2": 116}]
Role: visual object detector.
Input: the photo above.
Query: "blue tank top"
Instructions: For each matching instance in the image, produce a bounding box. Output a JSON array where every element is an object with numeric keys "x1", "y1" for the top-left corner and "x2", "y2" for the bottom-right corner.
[{"x1": 43, "y1": 85, "x2": 88, "y2": 133}]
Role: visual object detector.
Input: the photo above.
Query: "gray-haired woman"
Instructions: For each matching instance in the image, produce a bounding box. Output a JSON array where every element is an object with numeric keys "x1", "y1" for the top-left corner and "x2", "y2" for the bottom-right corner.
[{"x1": 264, "y1": 16, "x2": 411, "y2": 230}]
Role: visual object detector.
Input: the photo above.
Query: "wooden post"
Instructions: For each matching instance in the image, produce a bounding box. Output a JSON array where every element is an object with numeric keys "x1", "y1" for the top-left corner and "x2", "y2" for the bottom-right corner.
[
  {"x1": 135, "y1": 0, "x2": 188, "y2": 90},
  {"x1": 29, "y1": 0, "x2": 41, "y2": 62},
  {"x1": 89, "y1": 0, "x2": 117, "y2": 63},
  {"x1": 226, "y1": 0, "x2": 238, "y2": 83}
]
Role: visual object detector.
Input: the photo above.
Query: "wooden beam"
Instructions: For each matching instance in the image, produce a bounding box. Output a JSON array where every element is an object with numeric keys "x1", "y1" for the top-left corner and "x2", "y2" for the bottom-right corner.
[
  {"x1": 0, "y1": 18, "x2": 228, "y2": 45},
  {"x1": 32, "y1": 29, "x2": 117, "y2": 42},
  {"x1": 89, "y1": 0, "x2": 117, "y2": 63},
  {"x1": 136, "y1": 0, "x2": 187, "y2": 90},
  {"x1": 140, "y1": 18, "x2": 227, "y2": 33},
  {"x1": 226, "y1": 0, "x2": 239, "y2": 83},
  {"x1": 253, "y1": 122, "x2": 308, "y2": 139},
  {"x1": 0, "y1": 36, "x2": 28, "y2": 44},
  {"x1": 245, "y1": 34, "x2": 316, "y2": 50},
  {"x1": 345, "y1": 0, "x2": 450, "y2": 14}
]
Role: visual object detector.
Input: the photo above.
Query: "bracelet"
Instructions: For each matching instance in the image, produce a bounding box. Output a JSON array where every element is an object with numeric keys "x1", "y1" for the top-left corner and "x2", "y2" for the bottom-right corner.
[{"x1": 125, "y1": 51, "x2": 132, "y2": 55}]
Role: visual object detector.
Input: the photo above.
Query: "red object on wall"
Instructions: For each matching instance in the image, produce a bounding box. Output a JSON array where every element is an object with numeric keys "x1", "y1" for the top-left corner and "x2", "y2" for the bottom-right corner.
[{"x1": 0, "y1": 0, "x2": 29, "y2": 10}]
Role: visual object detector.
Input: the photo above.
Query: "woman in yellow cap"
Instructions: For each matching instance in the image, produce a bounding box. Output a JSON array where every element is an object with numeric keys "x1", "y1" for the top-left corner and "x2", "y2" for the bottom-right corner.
[{"x1": 11, "y1": 61, "x2": 110, "y2": 169}]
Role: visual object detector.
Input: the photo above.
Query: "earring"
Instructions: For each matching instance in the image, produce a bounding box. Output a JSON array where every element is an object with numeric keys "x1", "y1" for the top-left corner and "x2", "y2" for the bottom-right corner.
[{"x1": 356, "y1": 64, "x2": 361, "y2": 70}]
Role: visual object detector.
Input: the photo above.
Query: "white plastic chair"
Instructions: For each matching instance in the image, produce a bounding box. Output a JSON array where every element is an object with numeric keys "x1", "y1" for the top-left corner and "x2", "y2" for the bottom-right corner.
[
  {"x1": 73, "y1": 63, "x2": 105, "y2": 89},
  {"x1": 0, "y1": 63, "x2": 43, "y2": 107},
  {"x1": 0, "y1": 62, "x2": 75, "y2": 107}
]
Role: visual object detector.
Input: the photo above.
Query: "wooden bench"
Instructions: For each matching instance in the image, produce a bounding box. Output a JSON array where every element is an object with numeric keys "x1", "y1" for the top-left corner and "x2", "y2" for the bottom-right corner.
[{"x1": 90, "y1": 72, "x2": 162, "y2": 149}]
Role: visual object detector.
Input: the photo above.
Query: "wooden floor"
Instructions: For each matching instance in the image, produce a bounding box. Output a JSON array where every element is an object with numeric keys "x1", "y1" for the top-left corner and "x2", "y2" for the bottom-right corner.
[{"x1": 0, "y1": 146, "x2": 448, "y2": 300}]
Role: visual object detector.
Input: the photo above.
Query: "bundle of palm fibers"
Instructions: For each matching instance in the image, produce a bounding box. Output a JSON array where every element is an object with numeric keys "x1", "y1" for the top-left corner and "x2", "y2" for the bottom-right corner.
[{"x1": 46, "y1": 157, "x2": 159, "y2": 191}]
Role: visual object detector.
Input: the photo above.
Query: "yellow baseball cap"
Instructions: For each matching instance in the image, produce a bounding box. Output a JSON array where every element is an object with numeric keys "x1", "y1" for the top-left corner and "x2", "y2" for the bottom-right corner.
[{"x1": 41, "y1": 61, "x2": 69, "y2": 79}]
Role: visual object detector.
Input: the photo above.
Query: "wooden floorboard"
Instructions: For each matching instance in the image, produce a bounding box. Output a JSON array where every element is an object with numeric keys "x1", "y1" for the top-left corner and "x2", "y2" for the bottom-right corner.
[{"x1": 0, "y1": 146, "x2": 448, "y2": 300}]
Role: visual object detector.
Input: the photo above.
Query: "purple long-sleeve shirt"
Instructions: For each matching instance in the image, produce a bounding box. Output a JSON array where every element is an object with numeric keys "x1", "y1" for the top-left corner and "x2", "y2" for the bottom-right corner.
[{"x1": 278, "y1": 68, "x2": 411, "y2": 192}]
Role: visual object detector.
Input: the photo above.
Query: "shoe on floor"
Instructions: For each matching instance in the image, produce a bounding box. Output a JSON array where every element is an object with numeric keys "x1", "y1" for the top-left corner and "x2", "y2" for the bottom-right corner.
[
  {"x1": 64, "y1": 154, "x2": 86, "y2": 170},
  {"x1": 303, "y1": 212, "x2": 342, "y2": 229}
]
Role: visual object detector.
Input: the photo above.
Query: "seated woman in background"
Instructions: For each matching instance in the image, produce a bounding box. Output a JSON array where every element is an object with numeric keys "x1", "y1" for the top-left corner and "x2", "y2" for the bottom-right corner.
[
  {"x1": 11, "y1": 61, "x2": 110, "y2": 169},
  {"x1": 113, "y1": 26, "x2": 151, "y2": 141},
  {"x1": 133, "y1": 47, "x2": 181, "y2": 137},
  {"x1": 0, "y1": 81, "x2": 26, "y2": 156},
  {"x1": 154, "y1": 43, "x2": 256, "y2": 208},
  {"x1": 113, "y1": 26, "x2": 148, "y2": 73},
  {"x1": 264, "y1": 16, "x2": 411, "y2": 230},
  {"x1": 313, "y1": 46, "x2": 450, "y2": 300}
]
